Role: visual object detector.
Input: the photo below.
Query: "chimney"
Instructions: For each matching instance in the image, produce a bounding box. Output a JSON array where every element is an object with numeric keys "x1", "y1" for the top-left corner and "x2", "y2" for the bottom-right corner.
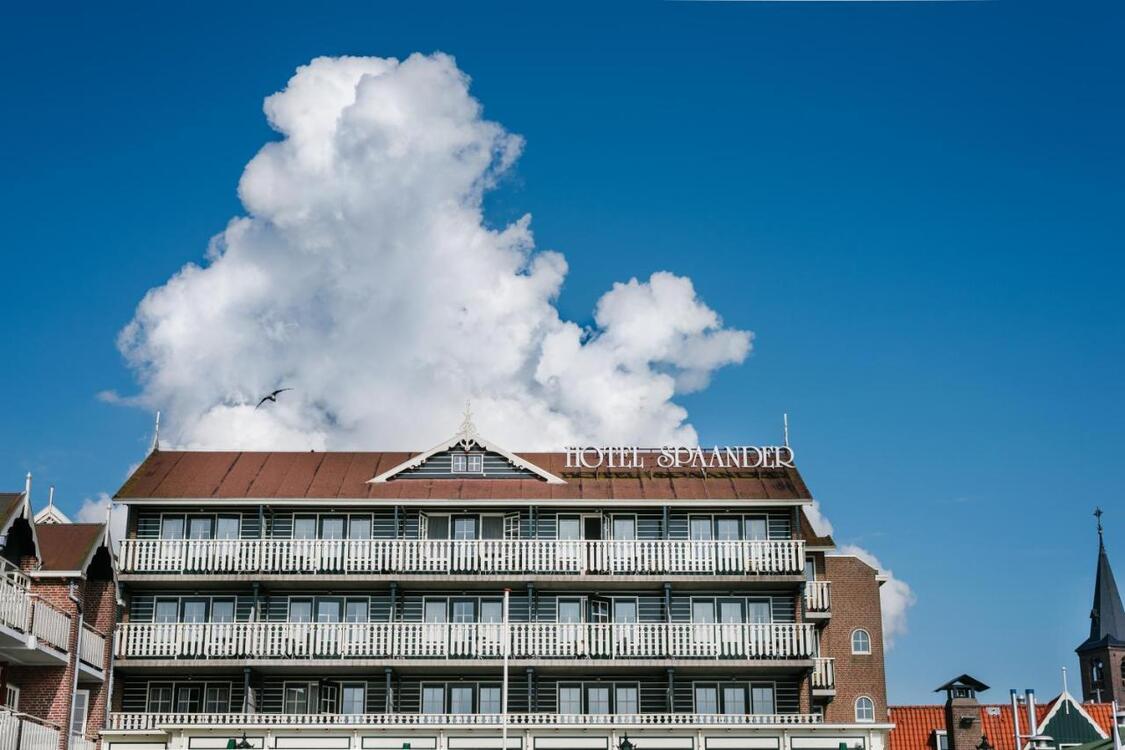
[{"x1": 936, "y1": 675, "x2": 990, "y2": 750}]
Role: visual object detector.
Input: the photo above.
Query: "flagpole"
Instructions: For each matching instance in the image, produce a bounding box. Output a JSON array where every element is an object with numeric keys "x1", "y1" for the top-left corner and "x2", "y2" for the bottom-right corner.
[{"x1": 502, "y1": 588, "x2": 511, "y2": 750}]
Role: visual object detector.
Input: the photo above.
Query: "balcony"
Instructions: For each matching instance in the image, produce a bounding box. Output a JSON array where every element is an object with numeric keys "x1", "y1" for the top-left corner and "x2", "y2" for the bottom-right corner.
[
  {"x1": 811, "y1": 657, "x2": 835, "y2": 695},
  {"x1": 0, "y1": 707, "x2": 61, "y2": 750},
  {"x1": 118, "y1": 538, "x2": 806, "y2": 577},
  {"x1": 803, "y1": 581, "x2": 831, "y2": 618},
  {"x1": 115, "y1": 621, "x2": 819, "y2": 661},
  {"x1": 107, "y1": 711, "x2": 823, "y2": 731},
  {"x1": 0, "y1": 569, "x2": 71, "y2": 665},
  {"x1": 77, "y1": 624, "x2": 108, "y2": 681}
]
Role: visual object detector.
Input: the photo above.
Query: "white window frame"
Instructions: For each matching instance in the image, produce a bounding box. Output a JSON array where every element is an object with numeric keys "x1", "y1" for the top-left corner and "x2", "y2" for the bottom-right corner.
[
  {"x1": 451, "y1": 452, "x2": 484, "y2": 474},
  {"x1": 4, "y1": 685, "x2": 17, "y2": 710},
  {"x1": 851, "y1": 628, "x2": 872, "y2": 655},
  {"x1": 855, "y1": 695, "x2": 875, "y2": 723},
  {"x1": 70, "y1": 688, "x2": 90, "y2": 738}
]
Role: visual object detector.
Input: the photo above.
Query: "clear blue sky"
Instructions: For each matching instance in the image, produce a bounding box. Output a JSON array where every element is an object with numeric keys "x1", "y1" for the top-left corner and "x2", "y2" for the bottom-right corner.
[{"x1": 1, "y1": 1, "x2": 1122, "y2": 704}]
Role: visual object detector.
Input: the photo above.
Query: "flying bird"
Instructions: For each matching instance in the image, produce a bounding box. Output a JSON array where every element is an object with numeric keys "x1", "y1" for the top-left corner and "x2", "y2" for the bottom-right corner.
[{"x1": 255, "y1": 388, "x2": 293, "y2": 409}]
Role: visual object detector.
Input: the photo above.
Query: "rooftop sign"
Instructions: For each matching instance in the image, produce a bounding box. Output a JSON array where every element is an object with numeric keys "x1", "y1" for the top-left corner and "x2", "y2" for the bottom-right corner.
[{"x1": 564, "y1": 446, "x2": 796, "y2": 470}]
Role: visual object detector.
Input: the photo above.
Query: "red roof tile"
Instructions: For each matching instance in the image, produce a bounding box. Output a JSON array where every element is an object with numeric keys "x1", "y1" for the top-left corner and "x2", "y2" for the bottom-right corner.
[
  {"x1": 890, "y1": 702, "x2": 1118, "y2": 750},
  {"x1": 114, "y1": 450, "x2": 813, "y2": 502},
  {"x1": 35, "y1": 523, "x2": 104, "y2": 572}
]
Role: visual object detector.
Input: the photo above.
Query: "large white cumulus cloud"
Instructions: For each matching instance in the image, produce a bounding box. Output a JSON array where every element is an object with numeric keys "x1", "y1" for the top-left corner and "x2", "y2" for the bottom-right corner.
[{"x1": 117, "y1": 53, "x2": 752, "y2": 450}]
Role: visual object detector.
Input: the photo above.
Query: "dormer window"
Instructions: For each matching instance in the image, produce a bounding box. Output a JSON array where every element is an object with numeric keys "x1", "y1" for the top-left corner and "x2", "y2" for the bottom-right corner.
[{"x1": 451, "y1": 452, "x2": 484, "y2": 474}]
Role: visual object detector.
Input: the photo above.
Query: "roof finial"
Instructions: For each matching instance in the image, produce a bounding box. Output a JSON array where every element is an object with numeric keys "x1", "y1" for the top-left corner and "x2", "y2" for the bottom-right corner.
[
  {"x1": 150, "y1": 410, "x2": 161, "y2": 453},
  {"x1": 1095, "y1": 507, "x2": 1104, "y2": 547},
  {"x1": 783, "y1": 413, "x2": 790, "y2": 448},
  {"x1": 456, "y1": 400, "x2": 479, "y2": 450},
  {"x1": 47, "y1": 485, "x2": 55, "y2": 508},
  {"x1": 24, "y1": 472, "x2": 31, "y2": 501}
]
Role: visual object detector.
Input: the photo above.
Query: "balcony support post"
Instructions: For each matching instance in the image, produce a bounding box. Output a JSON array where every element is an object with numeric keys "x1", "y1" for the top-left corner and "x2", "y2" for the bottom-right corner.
[
  {"x1": 526, "y1": 667, "x2": 537, "y2": 712},
  {"x1": 663, "y1": 583, "x2": 672, "y2": 623},
  {"x1": 527, "y1": 584, "x2": 536, "y2": 622},
  {"x1": 384, "y1": 667, "x2": 393, "y2": 713},
  {"x1": 530, "y1": 506, "x2": 538, "y2": 539},
  {"x1": 393, "y1": 506, "x2": 401, "y2": 538},
  {"x1": 662, "y1": 506, "x2": 670, "y2": 539},
  {"x1": 251, "y1": 583, "x2": 261, "y2": 622},
  {"x1": 667, "y1": 667, "x2": 675, "y2": 713},
  {"x1": 389, "y1": 582, "x2": 399, "y2": 622},
  {"x1": 241, "y1": 667, "x2": 252, "y2": 712}
]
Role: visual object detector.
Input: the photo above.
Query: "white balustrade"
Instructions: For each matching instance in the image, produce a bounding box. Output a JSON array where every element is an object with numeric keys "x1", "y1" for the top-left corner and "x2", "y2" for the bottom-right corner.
[
  {"x1": 0, "y1": 708, "x2": 61, "y2": 750},
  {"x1": 0, "y1": 576, "x2": 31, "y2": 636},
  {"x1": 804, "y1": 581, "x2": 831, "y2": 612},
  {"x1": 116, "y1": 621, "x2": 817, "y2": 660},
  {"x1": 29, "y1": 600, "x2": 70, "y2": 652},
  {"x1": 812, "y1": 657, "x2": 835, "y2": 690},
  {"x1": 108, "y1": 711, "x2": 822, "y2": 731},
  {"x1": 119, "y1": 538, "x2": 805, "y2": 576},
  {"x1": 79, "y1": 625, "x2": 107, "y2": 668}
]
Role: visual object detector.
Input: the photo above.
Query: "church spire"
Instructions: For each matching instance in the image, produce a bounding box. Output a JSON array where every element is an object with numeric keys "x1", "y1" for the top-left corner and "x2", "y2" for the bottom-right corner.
[{"x1": 1078, "y1": 508, "x2": 1125, "y2": 651}]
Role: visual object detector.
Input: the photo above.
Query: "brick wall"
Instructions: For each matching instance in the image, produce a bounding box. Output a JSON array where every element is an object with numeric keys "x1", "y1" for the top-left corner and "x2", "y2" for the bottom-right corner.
[
  {"x1": 1, "y1": 571, "x2": 119, "y2": 750},
  {"x1": 821, "y1": 555, "x2": 889, "y2": 724}
]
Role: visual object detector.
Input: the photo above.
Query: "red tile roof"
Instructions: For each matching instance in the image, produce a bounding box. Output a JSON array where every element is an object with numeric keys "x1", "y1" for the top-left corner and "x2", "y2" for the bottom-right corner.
[
  {"x1": 114, "y1": 450, "x2": 813, "y2": 501},
  {"x1": 35, "y1": 523, "x2": 105, "y2": 572},
  {"x1": 890, "y1": 702, "x2": 1118, "y2": 750}
]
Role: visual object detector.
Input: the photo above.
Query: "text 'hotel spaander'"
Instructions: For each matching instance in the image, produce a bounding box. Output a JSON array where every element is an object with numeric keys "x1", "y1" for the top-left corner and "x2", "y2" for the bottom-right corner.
[{"x1": 104, "y1": 416, "x2": 891, "y2": 750}]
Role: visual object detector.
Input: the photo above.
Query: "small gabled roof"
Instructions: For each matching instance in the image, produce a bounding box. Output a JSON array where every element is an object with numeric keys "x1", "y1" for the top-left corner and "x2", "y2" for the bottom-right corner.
[
  {"x1": 367, "y1": 409, "x2": 566, "y2": 485},
  {"x1": 34, "y1": 523, "x2": 106, "y2": 575},
  {"x1": 934, "y1": 674, "x2": 990, "y2": 693}
]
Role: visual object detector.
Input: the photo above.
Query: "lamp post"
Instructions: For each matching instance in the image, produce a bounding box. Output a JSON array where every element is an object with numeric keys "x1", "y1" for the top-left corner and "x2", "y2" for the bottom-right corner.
[
  {"x1": 236, "y1": 734, "x2": 252, "y2": 749},
  {"x1": 619, "y1": 734, "x2": 635, "y2": 750}
]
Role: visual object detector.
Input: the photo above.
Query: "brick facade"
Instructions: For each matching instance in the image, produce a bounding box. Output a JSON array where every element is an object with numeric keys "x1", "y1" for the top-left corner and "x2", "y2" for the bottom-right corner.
[{"x1": 820, "y1": 555, "x2": 889, "y2": 724}]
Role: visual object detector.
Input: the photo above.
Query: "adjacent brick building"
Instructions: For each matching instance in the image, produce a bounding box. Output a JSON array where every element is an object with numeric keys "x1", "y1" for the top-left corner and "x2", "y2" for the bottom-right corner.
[{"x1": 0, "y1": 478, "x2": 117, "y2": 750}]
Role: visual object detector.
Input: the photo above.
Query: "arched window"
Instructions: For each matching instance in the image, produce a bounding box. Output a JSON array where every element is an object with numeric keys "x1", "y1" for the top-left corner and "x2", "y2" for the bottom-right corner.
[
  {"x1": 855, "y1": 696, "x2": 875, "y2": 723},
  {"x1": 851, "y1": 629, "x2": 872, "y2": 654}
]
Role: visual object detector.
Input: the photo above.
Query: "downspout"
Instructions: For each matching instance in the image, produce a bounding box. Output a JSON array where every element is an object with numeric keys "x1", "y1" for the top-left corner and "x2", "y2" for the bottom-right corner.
[
  {"x1": 66, "y1": 582, "x2": 84, "y2": 750},
  {"x1": 104, "y1": 603, "x2": 119, "y2": 729}
]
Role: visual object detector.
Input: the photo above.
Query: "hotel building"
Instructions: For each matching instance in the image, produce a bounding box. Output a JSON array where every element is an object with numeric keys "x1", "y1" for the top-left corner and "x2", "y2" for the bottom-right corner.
[{"x1": 104, "y1": 418, "x2": 891, "y2": 750}]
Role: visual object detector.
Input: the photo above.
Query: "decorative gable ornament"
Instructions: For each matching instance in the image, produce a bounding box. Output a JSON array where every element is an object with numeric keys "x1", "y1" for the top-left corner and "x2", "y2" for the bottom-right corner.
[{"x1": 367, "y1": 404, "x2": 566, "y2": 485}]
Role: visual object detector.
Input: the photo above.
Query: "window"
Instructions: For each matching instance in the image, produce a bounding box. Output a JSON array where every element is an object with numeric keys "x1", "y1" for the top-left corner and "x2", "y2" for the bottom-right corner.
[
  {"x1": 284, "y1": 683, "x2": 310, "y2": 714},
  {"x1": 479, "y1": 686, "x2": 501, "y2": 714},
  {"x1": 147, "y1": 684, "x2": 173, "y2": 713},
  {"x1": 559, "y1": 685, "x2": 582, "y2": 714},
  {"x1": 422, "y1": 685, "x2": 445, "y2": 714},
  {"x1": 715, "y1": 517, "x2": 740, "y2": 541},
  {"x1": 154, "y1": 599, "x2": 178, "y2": 624},
  {"x1": 320, "y1": 516, "x2": 345, "y2": 540},
  {"x1": 933, "y1": 733, "x2": 949, "y2": 750},
  {"x1": 293, "y1": 516, "x2": 317, "y2": 540},
  {"x1": 744, "y1": 516, "x2": 768, "y2": 540},
  {"x1": 159, "y1": 516, "x2": 185, "y2": 540},
  {"x1": 181, "y1": 599, "x2": 208, "y2": 623},
  {"x1": 615, "y1": 685, "x2": 639, "y2": 714},
  {"x1": 451, "y1": 453, "x2": 483, "y2": 474},
  {"x1": 587, "y1": 686, "x2": 610, "y2": 714},
  {"x1": 852, "y1": 629, "x2": 872, "y2": 654},
  {"x1": 450, "y1": 685, "x2": 474, "y2": 714},
  {"x1": 348, "y1": 516, "x2": 372, "y2": 540},
  {"x1": 722, "y1": 686, "x2": 746, "y2": 714},
  {"x1": 751, "y1": 684, "x2": 775, "y2": 715},
  {"x1": 345, "y1": 599, "x2": 369, "y2": 623},
  {"x1": 855, "y1": 696, "x2": 875, "y2": 723},
  {"x1": 452, "y1": 516, "x2": 478, "y2": 540},
  {"x1": 289, "y1": 599, "x2": 313, "y2": 623},
  {"x1": 611, "y1": 516, "x2": 636, "y2": 540},
  {"x1": 187, "y1": 516, "x2": 213, "y2": 540},
  {"x1": 340, "y1": 684, "x2": 365, "y2": 715},
  {"x1": 204, "y1": 684, "x2": 230, "y2": 713},
  {"x1": 216, "y1": 515, "x2": 240, "y2": 540},
  {"x1": 211, "y1": 600, "x2": 236, "y2": 623},
  {"x1": 695, "y1": 685, "x2": 719, "y2": 714},
  {"x1": 4, "y1": 685, "x2": 18, "y2": 710},
  {"x1": 175, "y1": 685, "x2": 202, "y2": 713},
  {"x1": 70, "y1": 689, "x2": 89, "y2": 737}
]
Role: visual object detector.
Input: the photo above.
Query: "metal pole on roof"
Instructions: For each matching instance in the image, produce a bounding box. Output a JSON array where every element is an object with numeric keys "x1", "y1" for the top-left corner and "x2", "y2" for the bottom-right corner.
[
  {"x1": 783, "y1": 413, "x2": 790, "y2": 448},
  {"x1": 502, "y1": 587, "x2": 510, "y2": 750},
  {"x1": 1111, "y1": 700, "x2": 1122, "y2": 750},
  {"x1": 1012, "y1": 690, "x2": 1024, "y2": 750}
]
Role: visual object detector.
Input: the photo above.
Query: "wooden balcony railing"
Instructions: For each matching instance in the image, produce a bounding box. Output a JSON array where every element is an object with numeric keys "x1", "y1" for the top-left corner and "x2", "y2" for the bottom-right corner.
[
  {"x1": 108, "y1": 711, "x2": 823, "y2": 731},
  {"x1": 119, "y1": 538, "x2": 806, "y2": 576},
  {"x1": 812, "y1": 657, "x2": 835, "y2": 690},
  {"x1": 0, "y1": 707, "x2": 61, "y2": 750},
  {"x1": 0, "y1": 575, "x2": 72, "y2": 653},
  {"x1": 803, "y1": 581, "x2": 831, "y2": 613},
  {"x1": 79, "y1": 624, "x2": 107, "y2": 669},
  {"x1": 116, "y1": 621, "x2": 820, "y2": 661}
]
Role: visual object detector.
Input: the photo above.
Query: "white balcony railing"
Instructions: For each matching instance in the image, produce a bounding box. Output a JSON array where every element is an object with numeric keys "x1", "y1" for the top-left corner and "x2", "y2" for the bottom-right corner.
[
  {"x1": 812, "y1": 657, "x2": 835, "y2": 690},
  {"x1": 79, "y1": 625, "x2": 107, "y2": 668},
  {"x1": 115, "y1": 621, "x2": 818, "y2": 661},
  {"x1": 0, "y1": 572, "x2": 72, "y2": 654},
  {"x1": 119, "y1": 538, "x2": 805, "y2": 576},
  {"x1": 0, "y1": 708, "x2": 61, "y2": 750},
  {"x1": 804, "y1": 581, "x2": 831, "y2": 613},
  {"x1": 70, "y1": 736, "x2": 97, "y2": 750},
  {"x1": 30, "y1": 600, "x2": 70, "y2": 652},
  {"x1": 108, "y1": 711, "x2": 823, "y2": 731}
]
